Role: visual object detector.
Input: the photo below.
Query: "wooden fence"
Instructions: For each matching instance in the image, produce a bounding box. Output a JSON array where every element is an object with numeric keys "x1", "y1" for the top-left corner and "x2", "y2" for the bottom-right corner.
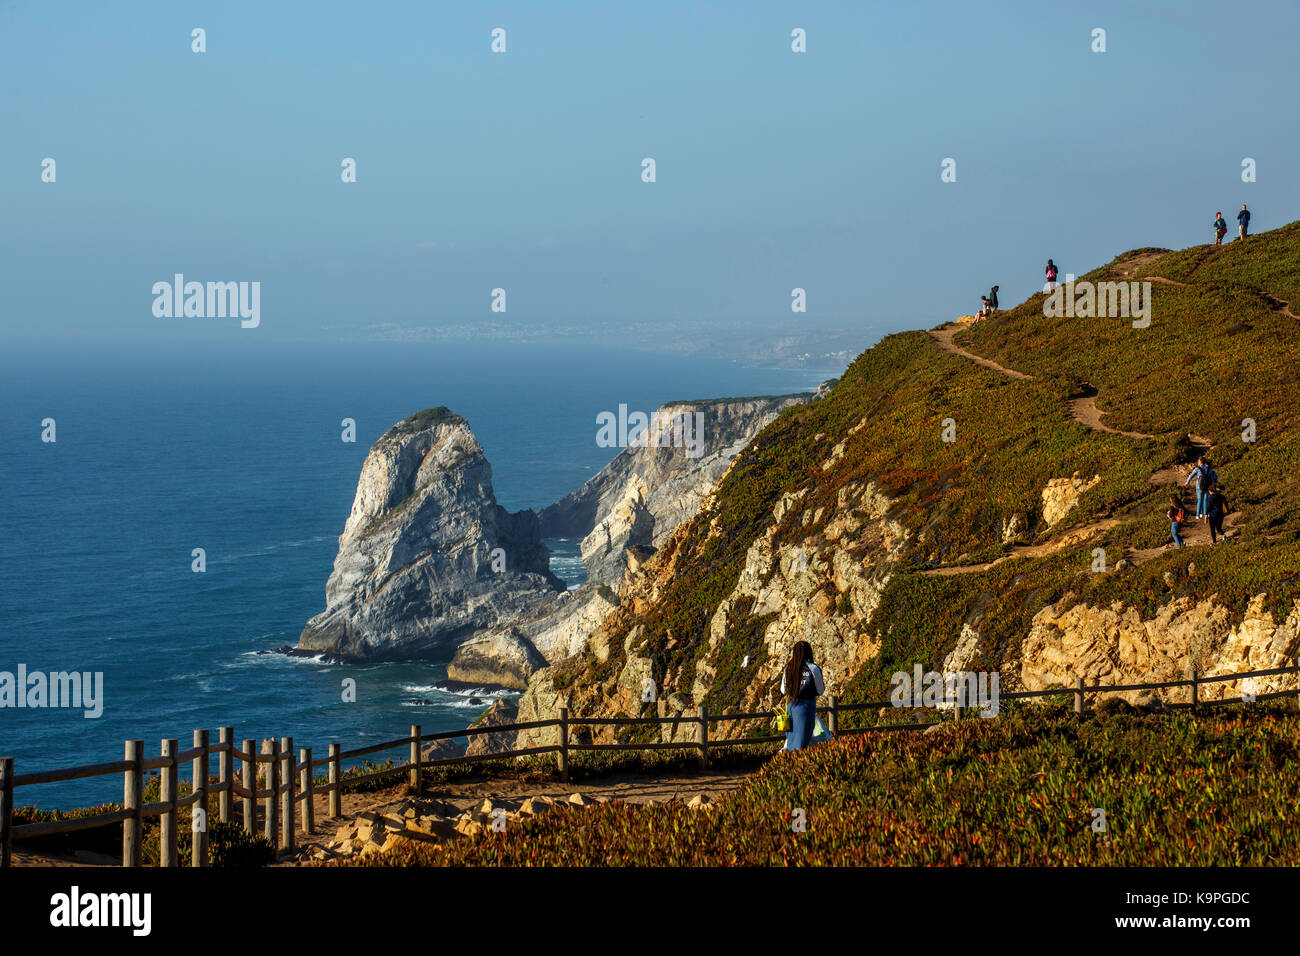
[{"x1": 1, "y1": 660, "x2": 1297, "y2": 868}]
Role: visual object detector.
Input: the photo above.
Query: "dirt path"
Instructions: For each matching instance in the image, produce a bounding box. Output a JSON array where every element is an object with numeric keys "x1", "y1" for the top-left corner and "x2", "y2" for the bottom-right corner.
[
  {"x1": 1126, "y1": 510, "x2": 1245, "y2": 565},
  {"x1": 931, "y1": 324, "x2": 1157, "y2": 438},
  {"x1": 281, "y1": 766, "x2": 755, "y2": 865},
  {"x1": 929, "y1": 325, "x2": 1033, "y2": 380},
  {"x1": 919, "y1": 518, "x2": 1121, "y2": 576},
  {"x1": 1118, "y1": 259, "x2": 1295, "y2": 319},
  {"x1": 924, "y1": 318, "x2": 1231, "y2": 576},
  {"x1": 7, "y1": 765, "x2": 759, "y2": 867},
  {"x1": 1068, "y1": 386, "x2": 1158, "y2": 440},
  {"x1": 1261, "y1": 292, "x2": 1299, "y2": 320}
]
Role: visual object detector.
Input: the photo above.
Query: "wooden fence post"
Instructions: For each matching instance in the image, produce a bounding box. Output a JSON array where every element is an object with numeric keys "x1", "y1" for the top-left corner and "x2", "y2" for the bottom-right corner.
[
  {"x1": 409, "y1": 725, "x2": 422, "y2": 793},
  {"x1": 697, "y1": 705, "x2": 709, "y2": 771},
  {"x1": 300, "y1": 748, "x2": 314, "y2": 835},
  {"x1": 217, "y1": 727, "x2": 233, "y2": 824},
  {"x1": 1190, "y1": 664, "x2": 1199, "y2": 708},
  {"x1": 123, "y1": 740, "x2": 143, "y2": 868},
  {"x1": 328, "y1": 743, "x2": 341, "y2": 818},
  {"x1": 557, "y1": 708, "x2": 569, "y2": 783},
  {"x1": 241, "y1": 739, "x2": 256, "y2": 835},
  {"x1": 827, "y1": 695, "x2": 838, "y2": 735},
  {"x1": 192, "y1": 729, "x2": 209, "y2": 868},
  {"x1": 280, "y1": 736, "x2": 294, "y2": 856},
  {"x1": 0, "y1": 756, "x2": 13, "y2": 869},
  {"x1": 160, "y1": 738, "x2": 178, "y2": 868},
  {"x1": 1074, "y1": 678, "x2": 1085, "y2": 716},
  {"x1": 263, "y1": 739, "x2": 278, "y2": 849}
]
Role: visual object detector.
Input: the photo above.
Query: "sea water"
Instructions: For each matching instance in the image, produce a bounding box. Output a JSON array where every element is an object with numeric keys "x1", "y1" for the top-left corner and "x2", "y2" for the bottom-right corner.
[{"x1": 0, "y1": 339, "x2": 833, "y2": 807}]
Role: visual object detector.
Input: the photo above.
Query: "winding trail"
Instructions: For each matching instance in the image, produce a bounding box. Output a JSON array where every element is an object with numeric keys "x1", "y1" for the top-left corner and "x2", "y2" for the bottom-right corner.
[
  {"x1": 929, "y1": 324, "x2": 1033, "y2": 380},
  {"x1": 1067, "y1": 385, "x2": 1157, "y2": 440},
  {"x1": 924, "y1": 318, "x2": 1233, "y2": 576},
  {"x1": 1260, "y1": 292, "x2": 1299, "y2": 320},
  {"x1": 1144, "y1": 274, "x2": 1294, "y2": 318}
]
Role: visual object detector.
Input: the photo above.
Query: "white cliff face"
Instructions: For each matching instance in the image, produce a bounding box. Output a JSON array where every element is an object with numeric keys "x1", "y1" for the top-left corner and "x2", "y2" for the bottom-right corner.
[
  {"x1": 538, "y1": 393, "x2": 820, "y2": 586},
  {"x1": 298, "y1": 409, "x2": 563, "y2": 661}
]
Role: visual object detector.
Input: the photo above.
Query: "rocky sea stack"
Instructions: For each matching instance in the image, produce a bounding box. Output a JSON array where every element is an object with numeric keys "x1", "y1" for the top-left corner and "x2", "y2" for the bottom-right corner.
[{"x1": 298, "y1": 407, "x2": 564, "y2": 661}]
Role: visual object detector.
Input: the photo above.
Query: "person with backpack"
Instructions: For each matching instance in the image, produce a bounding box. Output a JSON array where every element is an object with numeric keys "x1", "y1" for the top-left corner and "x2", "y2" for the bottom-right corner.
[
  {"x1": 1206, "y1": 484, "x2": 1231, "y2": 543},
  {"x1": 1184, "y1": 456, "x2": 1217, "y2": 521},
  {"x1": 779, "y1": 640, "x2": 824, "y2": 751},
  {"x1": 1237, "y1": 204, "x2": 1251, "y2": 240},
  {"x1": 1168, "y1": 494, "x2": 1187, "y2": 547},
  {"x1": 1214, "y1": 212, "x2": 1228, "y2": 247},
  {"x1": 988, "y1": 285, "x2": 1000, "y2": 313},
  {"x1": 1045, "y1": 259, "x2": 1059, "y2": 292}
]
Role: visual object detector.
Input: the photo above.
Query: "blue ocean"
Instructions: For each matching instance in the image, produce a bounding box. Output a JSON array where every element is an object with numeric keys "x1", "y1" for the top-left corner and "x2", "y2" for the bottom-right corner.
[{"x1": 0, "y1": 340, "x2": 833, "y2": 808}]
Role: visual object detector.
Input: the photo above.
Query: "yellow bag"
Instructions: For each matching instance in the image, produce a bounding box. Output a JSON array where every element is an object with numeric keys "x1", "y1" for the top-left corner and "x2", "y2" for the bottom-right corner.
[{"x1": 773, "y1": 701, "x2": 792, "y2": 733}]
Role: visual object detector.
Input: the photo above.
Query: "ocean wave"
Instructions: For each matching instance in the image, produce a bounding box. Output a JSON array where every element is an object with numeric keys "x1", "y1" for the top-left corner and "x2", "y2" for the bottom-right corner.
[{"x1": 208, "y1": 535, "x2": 335, "y2": 565}]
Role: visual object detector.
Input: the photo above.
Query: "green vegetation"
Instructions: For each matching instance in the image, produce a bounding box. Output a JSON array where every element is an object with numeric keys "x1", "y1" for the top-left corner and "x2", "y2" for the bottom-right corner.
[
  {"x1": 388, "y1": 406, "x2": 464, "y2": 437},
  {"x1": 358, "y1": 704, "x2": 1300, "y2": 866},
  {"x1": 554, "y1": 223, "x2": 1300, "y2": 719}
]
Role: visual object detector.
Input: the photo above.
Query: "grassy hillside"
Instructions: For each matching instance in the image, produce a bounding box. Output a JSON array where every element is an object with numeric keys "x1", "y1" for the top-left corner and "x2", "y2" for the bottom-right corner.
[
  {"x1": 362, "y1": 704, "x2": 1300, "y2": 866},
  {"x1": 549, "y1": 223, "x2": 1300, "y2": 716}
]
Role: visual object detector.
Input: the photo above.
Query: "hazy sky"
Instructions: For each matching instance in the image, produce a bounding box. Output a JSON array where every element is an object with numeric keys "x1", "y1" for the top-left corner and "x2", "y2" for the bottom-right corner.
[{"x1": 2, "y1": 0, "x2": 1296, "y2": 348}]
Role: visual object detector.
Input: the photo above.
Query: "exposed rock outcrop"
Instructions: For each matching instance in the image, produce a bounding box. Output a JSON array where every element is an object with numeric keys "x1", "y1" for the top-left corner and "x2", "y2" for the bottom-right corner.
[
  {"x1": 1021, "y1": 594, "x2": 1300, "y2": 703},
  {"x1": 454, "y1": 390, "x2": 826, "y2": 687},
  {"x1": 298, "y1": 408, "x2": 564, "y2": 661},
  {"x1": 447, "y1": 629, "x2": 547, "y2": 690},
  {"x1": 464, "y1": 698, "x2": 521, "y2": 756},
  {"x1": 538, "y1": 394, "x2": 820, "y2": 586},
  {"x1": 1041, "y1": 473, "x2": 1101, "y2": 527}
]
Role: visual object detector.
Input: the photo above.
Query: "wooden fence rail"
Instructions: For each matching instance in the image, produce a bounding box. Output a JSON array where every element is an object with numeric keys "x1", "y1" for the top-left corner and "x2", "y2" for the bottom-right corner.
[{"x1": 1, "y1": 661, "x2": 1296, "y2": 868}]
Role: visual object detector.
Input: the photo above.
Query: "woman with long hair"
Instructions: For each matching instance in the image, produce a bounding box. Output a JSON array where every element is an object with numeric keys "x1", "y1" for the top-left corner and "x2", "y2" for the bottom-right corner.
[{"x1": 780, "y1": 640, "x2": 825, "y2": 751}]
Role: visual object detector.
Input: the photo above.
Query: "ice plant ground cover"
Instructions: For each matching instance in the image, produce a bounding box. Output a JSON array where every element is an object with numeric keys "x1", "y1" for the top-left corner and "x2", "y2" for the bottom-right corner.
[{"x1": 346, "y1": 701, "x2": 1300, "y2": 866}]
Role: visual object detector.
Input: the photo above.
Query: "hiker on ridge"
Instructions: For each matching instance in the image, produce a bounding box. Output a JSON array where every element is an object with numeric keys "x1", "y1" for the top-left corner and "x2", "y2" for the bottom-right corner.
[
  {"x1": 1237, "y1": 204, "x2": 1251, "y2": 240},
  {"x1": 1168, "y1": 494, "x2": 1187, "y2": 548},
  {"x1": 988, "y1": 285, "x2": 999, "y2": 313},
  {"x1": 780, "y1": 640, "x2": 824, "y2": 752},
  {"x1": 1045, "y1": 260, "x2": 1059, "y2": 292},
  {"x1": 1206, "y1": 484, "x2": 1232, "y2": 543},
  {"x1": 977, "y1": 295, "x2": 991, "y2": 320},
  {"x1": 1184, "y1": 456, "x2": 1217, "y2": 521},
  {"x1": 1214, "y1": 212, "x2": 1228, "y2": 247}
]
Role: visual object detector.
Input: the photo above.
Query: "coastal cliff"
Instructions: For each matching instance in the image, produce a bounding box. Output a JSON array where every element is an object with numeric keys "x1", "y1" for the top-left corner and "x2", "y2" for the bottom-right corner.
[
  {"x1": 538, "y1": 392, "x2": 825, "y2": 586},
  {"x1": 513, "y1": 230, "x2": 1300, "y2": 746},
  {"x1": 298, "y1": 408, "x2": 564, "y2": 661}
]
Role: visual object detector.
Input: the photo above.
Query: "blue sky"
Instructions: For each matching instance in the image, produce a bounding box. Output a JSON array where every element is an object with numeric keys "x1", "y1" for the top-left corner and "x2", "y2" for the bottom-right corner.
[{"x1": 2, "y1": 0, "x2": 1296, "y2": 348}]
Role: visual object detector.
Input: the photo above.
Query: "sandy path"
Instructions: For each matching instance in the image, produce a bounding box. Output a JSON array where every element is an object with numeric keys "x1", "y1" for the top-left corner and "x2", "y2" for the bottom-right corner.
[
  {"x1": 1260, "y1": 292, "x2": 1299, "y2": 320},
  {"x1": 1120, "y1": 260, "x2": 1295, "y2": 319},
  {"x1": 7, "y1": 765, "x2": 760, "y2": 867},
  {"x1": 929, "y1": 325, "x2": 1033, "y2": 380},
  {"x1": 919, "y1": 518, "x2": 1121, "y2": 576},
  {"x1": 924, "y1": 318, "x2": 1232, "y2": 576},
  {"x1": 1067, "y1": 386, "x2": 1157, "y2": 440}
]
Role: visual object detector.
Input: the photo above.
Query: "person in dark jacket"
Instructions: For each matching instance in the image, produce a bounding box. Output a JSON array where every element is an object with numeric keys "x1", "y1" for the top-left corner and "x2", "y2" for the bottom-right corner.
[
  {"x1": 1214, "y1": 212, "x2": 1228, "y2": 247},
  {"x1": 1237, "y1": 204, "x2": 1251, "y2": 240},
  {"x1": 1206, "y1": 484, "x2": 1231, "y2": 543},
  {"x1": 780, "y1": 640, "x2": 824, "y2": 751},
  {"x1": 988, "y1": 285, "x2": 999, "y2": 312},
  {"x1": 1045, "y1": 259, "x2": 1059, "y2": 291}
]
